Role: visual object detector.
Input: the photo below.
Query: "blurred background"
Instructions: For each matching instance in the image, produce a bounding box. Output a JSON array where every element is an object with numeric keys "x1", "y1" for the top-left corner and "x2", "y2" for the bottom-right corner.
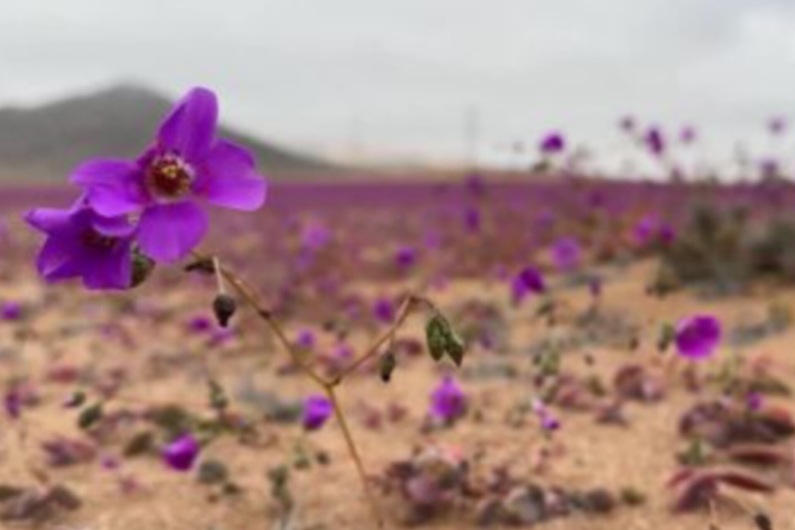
[{"x1": 2, "y1": 0, "x2": 795, "y2": 179}]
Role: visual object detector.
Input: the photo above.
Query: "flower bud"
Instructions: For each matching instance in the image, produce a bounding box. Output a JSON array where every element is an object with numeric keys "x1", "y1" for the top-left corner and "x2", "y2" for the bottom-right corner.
[
  {"x1": 212, "y1": 294, "x2": 237, "y2": 328},
  {"x1": 379, "y1": 351, "x2": 397, "y2": 383}
]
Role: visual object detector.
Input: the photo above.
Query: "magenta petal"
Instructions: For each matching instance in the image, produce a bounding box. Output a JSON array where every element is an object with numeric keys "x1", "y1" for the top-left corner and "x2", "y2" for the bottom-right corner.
[
  {"x1": 25, "y1": 208, "x2": 74, "y2": 233},
  {"x1": 70, "y1": 159, "x2": 145, "y2": 216},
  {"x1": 83, "y1": 244, "x2": 132, "y2": 290},
  {"x1": 137, "y1": 203, "x2": 208, "y2": 263},
  {"x1": 158, "y1": 87, "x2": 218, "y2": 161},
  {"x1": 196, "y1": 140, "x2": 267, "y2": 211},
  {"x1": 37, "y1": 237, "x2": 80, "y2": 279}
]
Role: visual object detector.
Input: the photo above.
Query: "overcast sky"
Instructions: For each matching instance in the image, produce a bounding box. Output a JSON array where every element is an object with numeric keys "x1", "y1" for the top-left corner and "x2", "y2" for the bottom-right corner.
[{"x1": 2, "y1": 0, "x2": 795, "y2": 169}]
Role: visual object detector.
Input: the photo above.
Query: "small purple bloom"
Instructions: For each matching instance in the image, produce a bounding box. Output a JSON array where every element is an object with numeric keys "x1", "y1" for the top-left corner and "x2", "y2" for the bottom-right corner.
[
  {"x1": 465, "y1": 173, "x2": 486, "y2": 196},
  {"x1": 4, "y1": 390, "x2": 21, "y2": 419},
  {"x1": 72, "y1": 87, "x2": 267, "y2": 263},
  {"x1": 769, "y1": 116, "x2": 787, "y2": 136},
  {"x1": 746, "y1": 391, "x2": 763, "y2": 412},
  {"x1": 551, "y1": 237, "x2": 581, "y2": 271},
  {"x1": 463, "y1": 208, "x2": 481, "y2": 233},
  {"x1": 296, "y1": 329, "x2": 315, "y2": 351},
  {"x1": 1, "y1": 301, "x2": 23, "y2": 321},
  {"x1": 675, "y1": 315, "x2": 722, "y2": 360},
  {"x1": 679, "y1": 126, "x2": 696, "y2": 144},
  {"x1": 26, "y1": 199, "x2": 136, "y2": 290},
  {"x1": 302, "y1": 395, "x2": 333, "y2": 431},
  {"x1": 539, "y1": 132, "x2": 565, "y2": 154},
  {"x1": 619, "y1": 116, "x2": 636, "y2": 132},
  {"x1": 532, "y1": 399, "x2": 560, "y2": 432},
  {"x1": 301, "y1": 222, "x2": 331, "y2": 251},
  {"x1": 374, "y1": 297, "x2": 395, "y2": 323},
  {"x1": 644, "y1": 127, "x2": 665, "y2": 156},
  {"x1": 187, "y1": 315, "x2": 213, "y2": 333},
  {"x1": 511, "y1": 266, "x2": 545, "y2": 305},
  {"x1": 162, "y1": 434, "x2": 200, "y2": 471},
  {"x1": 589, "y1": 277, "x2": 603, "y2": 298},
  {"x1": 395, "y1": 246, "x2": 417, "y2": 269},
  {"x1": 429, "y1": 376, "x2": 467, "y2": 423}
]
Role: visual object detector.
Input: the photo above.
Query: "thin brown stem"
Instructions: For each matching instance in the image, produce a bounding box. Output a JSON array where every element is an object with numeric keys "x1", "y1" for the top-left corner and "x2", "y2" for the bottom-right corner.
[{"x1": 324, "y1": 385, "x2": 384, "y2": 528}]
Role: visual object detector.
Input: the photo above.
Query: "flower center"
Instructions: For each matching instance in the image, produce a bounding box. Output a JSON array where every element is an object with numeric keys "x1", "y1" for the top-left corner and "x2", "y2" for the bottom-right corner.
[
  {"x1": 82, "y1": 230, "x2": 119, "y2": 249},
  {"x1": 145, "y1": 154, "x2": 193, "y2": 199}
]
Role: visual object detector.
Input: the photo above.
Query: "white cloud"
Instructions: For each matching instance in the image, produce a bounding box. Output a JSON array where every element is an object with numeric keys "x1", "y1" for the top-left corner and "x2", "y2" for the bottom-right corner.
[{"x1": 1, "y1": 0, "x2": 795, "y2": 167}]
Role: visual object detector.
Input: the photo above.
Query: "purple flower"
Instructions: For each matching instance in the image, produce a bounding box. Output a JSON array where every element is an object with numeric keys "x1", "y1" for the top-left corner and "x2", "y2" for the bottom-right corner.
[
  {"x1": 302, "y1": 395, "x2": 333, "y2": 431},
  {"x1": 769, "y1": 116, "x2": 787, "y2": 136},
  {"x1": 532, "y1": 400, "x2": 560, "y2": 432},
  {"x1": 72, "y1": 87, "x2": 267, "y2": 263},
  {"x1": 644, "y1": 127, "x2": 665, "y2": 156},
  {"x1": 374, "y1": 297, "x2": 395, "y2": 323},
  {"x1": 187, "y1": 315, "x2": 213, "y2": 333},
  {"x1": 511, "y1": 266, "x2": 545, "y2": 305},
  {"x1": 296, "y1": 329, "x2": 315, "y2": 350},
  {"x1": 746, "y1": 391, "x2": 763, "y2": 412},
  {"x1": 679, "y1": 126, "x2": 696, "y2": 144},
  {"x1": 539, "y1": 132, "x2": 565, "y2": 154},
  {"x1": 4, "y1": 390, "x2": 21, "y2": 419},
  {"x1": 463, "y1": 208, "x2": 481, "y2": 233},
  {"x1": 429, "y1": 376, "x2": 467, "y2": 423},
  {"x1": 162, "y1": 434, "x2": 200, "y2": 471},
  {"x1": 465, "y1": 173, "x2": 486, "y2": 196},
  {"x1": 551, "y1": 237, "x2": 581, "y2": 271},
  {"x1": 1, "y1": 301, "x2": 23, "y2": 321},
  {"x1": 301, "y1": 222, "x2": 331, "y2": 251},
  {"x1": 25, "y1": 199, "x2": 136, "y2": 290},
  {"x1": 619, "y1": 116, "x2": 636, "y2": 133},
  {"x1": 395, "y1": 246, "x2": 417, "y2": 269},
  {"x1": 675, "y1": 315, "x2": 722, "y2": 360}
]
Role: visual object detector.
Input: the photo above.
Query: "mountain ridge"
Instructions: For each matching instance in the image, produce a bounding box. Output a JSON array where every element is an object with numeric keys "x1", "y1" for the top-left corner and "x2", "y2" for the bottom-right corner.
[{"x1": 0, "y1": 84, "x2": 332, "y2": 181}]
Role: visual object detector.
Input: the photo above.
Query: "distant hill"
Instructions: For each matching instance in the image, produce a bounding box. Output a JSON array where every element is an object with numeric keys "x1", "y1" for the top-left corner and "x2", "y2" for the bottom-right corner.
[{"x1": 0, "y1": 84, "x2": 333, "y2": 181}]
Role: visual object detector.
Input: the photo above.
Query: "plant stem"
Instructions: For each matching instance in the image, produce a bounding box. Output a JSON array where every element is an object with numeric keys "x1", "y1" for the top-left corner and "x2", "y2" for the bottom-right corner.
[{"x1": 189, "y1": 253, "x2": 438, "y2": 528}]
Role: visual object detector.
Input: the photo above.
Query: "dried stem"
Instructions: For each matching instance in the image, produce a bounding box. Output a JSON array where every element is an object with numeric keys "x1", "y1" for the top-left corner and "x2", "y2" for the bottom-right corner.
[{"x1": 189, "y1": 252, "x2": 433, "y2": 528}]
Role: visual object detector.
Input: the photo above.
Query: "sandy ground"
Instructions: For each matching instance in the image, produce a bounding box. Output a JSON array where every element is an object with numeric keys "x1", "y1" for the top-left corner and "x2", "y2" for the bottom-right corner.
[{"x1": 1, "y1": 260, "x2": 794, "y2": 530}]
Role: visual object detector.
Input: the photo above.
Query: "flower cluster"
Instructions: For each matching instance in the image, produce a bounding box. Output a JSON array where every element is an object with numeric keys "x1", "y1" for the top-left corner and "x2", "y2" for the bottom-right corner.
[{"x1": 25, "y1": 87, "x2": 267, "y2": 290}]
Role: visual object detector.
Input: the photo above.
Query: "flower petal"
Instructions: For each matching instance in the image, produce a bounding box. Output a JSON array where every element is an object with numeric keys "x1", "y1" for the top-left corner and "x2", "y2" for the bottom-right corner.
[
  {"x1": 137, "y1": 202, "x2": 208, "y2": 263},
  {"x1": 70, "y1": 159, "x2": 145, "y2": 216},
  {"x1": 36, "y1": 236, "x2": 81, "y2": 279},
  {"x1": 195, "y1": 140, "x2": 267, "y2": 211},
  {"x1": 25, "y1": 208, "x2": 74, "y2": 234},
  {"x1": 158, "y1": 87, "x2": 218, "y2": 161},
  {"x1": 82, "y1": 243, "x2": 132, "y2": 290}
]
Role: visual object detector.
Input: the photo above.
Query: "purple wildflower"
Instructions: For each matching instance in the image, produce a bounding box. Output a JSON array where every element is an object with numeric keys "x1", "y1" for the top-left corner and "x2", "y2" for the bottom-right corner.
[
  {"x1": 619, "y1": 116, "x2": 636, "y2": 133},
  {"x1": 679, "y1": 126, "x2": 696, "y2": 144},
  {"x1": 301, "y1": 222, "x2": 331, "y2": 251},
  {"x1": 644, "y1": 127, "x2": 665, "y2": 156},
  {"x1": 374, "y1": 297, "x2": 395, "y2": 323},
  {"x1": 395, "y1": 246, "x2": 417, "y2": 269},
  {"x1": 4, "y1": 389, "x2": 21, "y2": 419},
  {"x1": 746, "y1": 391, "x2": 763, "y2": 412},
  {"x1": 296, "y1": 329, "x2": 315, "y2": 351},
  {"x1": 187, "y1": 315, "x2": 213, "y2": 333},
  {"x1": 675, "y1": 315, "x2": 722, "y2": 360},
  {"x1": 511, "y1": 266, "x2": 545, "y2": 305},
  {"x1": 0, "y1": 301, "x2": 23, "y2": 321},
  {"x1": 551, "y1": 237, "x2": 581, "y2": 271},
  {"x1": 162, "y1": 434, "x2": 200, "y2": 471},
  {"x1": 71, "y1": 87, "x2": 267, "y2": 263},
  {"x1": 25, "y1": 199, "x2": 136, "y2": 290},
  {"x1": 532, "y1": 399, "x2": 561, "y2": 433},
  {"x1": 539, "y1": 132, "x2": 565, "y2": 154},
  {"x1": 769, "y1": 116, "x2": 787, "y2": 136},
  {"x1": 302, "y1": 395, "x2": 333, "y2": 431},
  {"x1": 429, "y1": 376, "x2": 467, "y2": 423},
  {"x1": 463, "y1": 208, "x2": 481, "y2": 233}
]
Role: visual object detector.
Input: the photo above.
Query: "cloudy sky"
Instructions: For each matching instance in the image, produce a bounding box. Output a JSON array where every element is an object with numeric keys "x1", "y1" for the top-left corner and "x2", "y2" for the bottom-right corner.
[{"x1": 2, "y1": 0, "x2": 795, "y2": 168}]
